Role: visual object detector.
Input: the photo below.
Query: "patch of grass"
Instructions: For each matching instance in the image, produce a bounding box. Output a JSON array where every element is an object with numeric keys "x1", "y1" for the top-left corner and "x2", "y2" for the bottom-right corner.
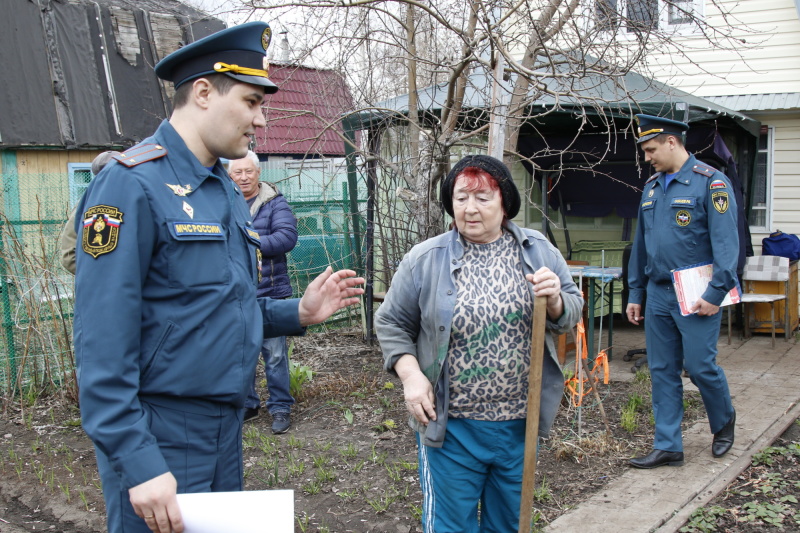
[
  {"x1": 296, "y1": 512, "x2": 311, "y2": 532},
  {"x1": 632, "y1": 369, "x2": 651, "y2": 386},
  {"x1": 680, "y1": 505, "x2": 727, "y2": 532},
  {"x1": 409, "y1": 503, "x2": 422, "y2": 522},
  {"x1": 78, "y1": 489, "x2": 90, "y2": 511},
  {"x1": 339, "y1": 442, "x2": 358, "y2": 459},
  {"x1": 286, "y1": 435, "x2": 304, "y2": 449},
  {"x1": 620, "y1": 393, "x2": 643, "y2": 433},
  {"x1": 396, "y1": 458, "x2": 416, "y2": 471},
  {"x1": 288, "y1": 347, "x2": 314, "y2": 400},
  {"x1": 59, "y1": 482, "x2": 71, "y2": 502},
  {"x1": 313, "y1": 440, "x2": 332, "y2": 452},
  {"x1": 366, "y1": 488, "x2": 398, "y2": 513},
  {"x1": 286, "y1": 453, "x2": 306, "y2": 477},
  {"x1": 303, "y1": 479, "x2": 323, "y2": 495},
  {"x1": 370, "y1": 443, "x2": 388, "y2": 465},
  {"x1": 315, "y1": 466, "x2": 336, "y2": 483},
  {"x1": 385, "y1": 463, "x2": 403, "y2": 482},
  {"x1": 533, "y1": 475, "x2": 552, "y2": 503},
  {"x1": 312, "y1": 455, "x2": 331, "y2": 468},
  {"x1": 752, "y1": 443, "x2": 800, "y2": 466},
  {"x1": 373, "y1": 419, "x2": 396, "y2": 433},
  {"x1": 337, "y1": 488, "x2": 358, "y2": 500},
  {"x1": 740, "y1": 500, "x2": 792, "y2": 527}
]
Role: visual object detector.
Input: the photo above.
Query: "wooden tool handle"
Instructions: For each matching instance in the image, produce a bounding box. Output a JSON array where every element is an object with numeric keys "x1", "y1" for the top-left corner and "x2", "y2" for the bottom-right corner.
[{"x1": 518, "y1": 295, "x2": 548, "y2": 533}]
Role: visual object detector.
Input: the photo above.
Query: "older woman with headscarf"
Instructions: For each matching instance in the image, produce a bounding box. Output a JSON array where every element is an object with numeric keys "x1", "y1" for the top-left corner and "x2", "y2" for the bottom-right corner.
[{"x1": 375, "y1": 155, "x2": 584, "y2": 532}]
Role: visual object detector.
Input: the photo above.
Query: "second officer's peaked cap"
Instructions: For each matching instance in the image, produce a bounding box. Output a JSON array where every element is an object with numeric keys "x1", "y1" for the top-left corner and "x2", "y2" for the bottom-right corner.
[
  {"x1": 635, "y1": 114, "x2": 689, "y2": 144},
  {"x1": 155, "y1": 21, "x2": 278, "y2": 93}
]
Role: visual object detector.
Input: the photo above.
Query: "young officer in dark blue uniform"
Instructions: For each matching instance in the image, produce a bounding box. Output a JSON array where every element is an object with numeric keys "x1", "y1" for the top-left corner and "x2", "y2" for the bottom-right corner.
[
  {"x1": 625, "y1": 114, "x2": 737, "y2": 469},
  {"x1": 73, "y1": 22, "x2": 363, "y2": 533}
]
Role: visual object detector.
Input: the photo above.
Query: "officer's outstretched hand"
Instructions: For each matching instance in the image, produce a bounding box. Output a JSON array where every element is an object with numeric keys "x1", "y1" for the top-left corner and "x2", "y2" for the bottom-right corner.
[
  {"x1": 298, "y1": 266, "x2": 365, "y2": 326},
  {"x1": 129, "y1": 472, "x2": 183, "y2": 533}
]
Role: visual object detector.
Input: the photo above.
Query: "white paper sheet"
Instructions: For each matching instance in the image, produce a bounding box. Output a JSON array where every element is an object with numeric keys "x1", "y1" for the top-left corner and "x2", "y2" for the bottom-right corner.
[
  {"x1": 672, "y1": 262, "x2": 741, "y2": 316},
  {"x1": 176, "y1": 490, "x2": 294, "y2": 533}
]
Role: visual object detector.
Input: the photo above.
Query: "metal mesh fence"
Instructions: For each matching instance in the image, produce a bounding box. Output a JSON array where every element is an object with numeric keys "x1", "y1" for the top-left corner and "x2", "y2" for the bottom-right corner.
[
  {"x1": 266, "y1": 162, "x2": 367, "y2": 295},
  {"x1": 0, "y1": 166, "x2": 366, "y2": 403},
  {"x1": 1, "y1": 171, "x2": 77, "y2": 404}
]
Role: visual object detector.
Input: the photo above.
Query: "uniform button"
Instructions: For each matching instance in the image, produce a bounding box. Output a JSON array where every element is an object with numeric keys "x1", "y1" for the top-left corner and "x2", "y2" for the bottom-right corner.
[
  {"x1": 447, "y1": 290, "x2": 453, "y2": 295},
  {"x1": 246, "y1": 221, "x2": 252, "y2": 226},
  {"x1": 439, "y1": 326, "x2": 445, "y2": 331},
  {"x1": 452, "y1": 259, "x2": 457, "y2": 265}
]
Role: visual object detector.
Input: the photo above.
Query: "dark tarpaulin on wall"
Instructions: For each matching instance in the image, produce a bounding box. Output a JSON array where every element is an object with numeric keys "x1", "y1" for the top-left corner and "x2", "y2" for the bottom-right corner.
[
  {"x1": 518, "y1": 121, "x2": 753, "y2": 220},
  {"x1": 52, "y1": 2, "x2": 110, "y2": 146},
  {"x1": 0, "y1": 0, "x2": 224, "y2": 149},
  {"x1": 519, "y1": 120, "x2": 754, "y2": 272},
  {"x1": 0, "y1": 1, "x2": 61, "y2": 145}
]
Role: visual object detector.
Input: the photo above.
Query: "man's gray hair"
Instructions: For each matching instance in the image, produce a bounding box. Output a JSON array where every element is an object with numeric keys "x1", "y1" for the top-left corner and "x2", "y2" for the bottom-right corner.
[
  {"x1": 243, "y1": 150, "x2": 260, "y2": 167},
  {"x1": 92, "y1": 151, "x2": 121, "y2": 175}
]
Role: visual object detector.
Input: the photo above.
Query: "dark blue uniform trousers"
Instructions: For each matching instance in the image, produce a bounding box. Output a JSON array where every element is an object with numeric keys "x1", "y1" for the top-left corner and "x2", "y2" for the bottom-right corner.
[
  {"x1": 644, "y1": 282, "x2": 734, "y2": 453},
  {"x1": 95, "y1": 397, "x2": 243, "y2": 533}
]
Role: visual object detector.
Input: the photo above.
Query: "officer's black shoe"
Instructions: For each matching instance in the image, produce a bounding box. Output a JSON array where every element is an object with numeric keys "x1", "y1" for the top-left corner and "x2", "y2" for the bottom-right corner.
[
  {"x1": 629, "y1": 449, "x2": 685, "y2": 469},
  {"x1": 243, "y1": 408, "x2": 259, "y2": 423},
  {"x1": 712, "y1": 409, "x2": 736, "y2": 458},
  {"x1": 271, "y1": 412, "x2": 291, "y2": 434}
]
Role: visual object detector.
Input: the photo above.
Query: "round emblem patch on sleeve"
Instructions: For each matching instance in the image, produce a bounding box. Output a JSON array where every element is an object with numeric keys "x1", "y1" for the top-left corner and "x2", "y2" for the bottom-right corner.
[
  {"x1": 712, "y1": 192, "x2": 729, "y2": 214},
  {"x1": 82, "y1": 205, "x2": 123, "y2": 258},
  {"x1": 676, "y1": 210, "x2": 691, "y2": 226}
]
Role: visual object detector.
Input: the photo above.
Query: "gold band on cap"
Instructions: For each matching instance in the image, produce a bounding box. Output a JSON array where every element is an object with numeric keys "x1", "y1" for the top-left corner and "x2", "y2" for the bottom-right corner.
[
  {"x1": 214, "y1": 62, "x2": 269, "y2": 78},
  {"x1": 638, "y1": 127, "x2": 665, "y2": 138}
]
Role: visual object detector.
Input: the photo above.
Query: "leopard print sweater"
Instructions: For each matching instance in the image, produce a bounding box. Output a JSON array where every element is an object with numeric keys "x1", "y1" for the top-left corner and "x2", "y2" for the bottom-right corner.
[{"x1": 448, "y1": 230, "x2": 534, "y2": 420}]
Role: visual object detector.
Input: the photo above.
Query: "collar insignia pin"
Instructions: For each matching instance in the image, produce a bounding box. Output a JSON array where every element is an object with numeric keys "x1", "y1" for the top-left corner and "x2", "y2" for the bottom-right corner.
[{"x1": 166, "y1": 183, "x2": 193, "y2": 196}]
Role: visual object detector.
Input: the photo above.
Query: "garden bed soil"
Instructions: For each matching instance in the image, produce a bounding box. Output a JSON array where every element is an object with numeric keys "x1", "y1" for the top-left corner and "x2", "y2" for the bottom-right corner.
[{"x1": 2, "y1": 327, "x2": 792, "y2": 533}]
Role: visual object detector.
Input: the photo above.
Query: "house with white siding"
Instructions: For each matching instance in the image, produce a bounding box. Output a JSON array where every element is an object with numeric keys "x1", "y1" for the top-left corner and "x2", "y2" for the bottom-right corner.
[{"x1": 639, "y1": 0, "x2": 800, "y2": 253}]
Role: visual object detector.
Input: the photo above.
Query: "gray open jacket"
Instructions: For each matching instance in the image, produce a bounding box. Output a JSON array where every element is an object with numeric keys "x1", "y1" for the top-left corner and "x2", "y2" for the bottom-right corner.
[{"x1": 375, "y1": 222, "x2": 584, "y2": 447}]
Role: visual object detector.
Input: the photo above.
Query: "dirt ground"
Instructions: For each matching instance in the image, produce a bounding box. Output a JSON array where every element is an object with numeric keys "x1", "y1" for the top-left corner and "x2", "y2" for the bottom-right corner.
[{"x1": 0, "y1": 326, "x2": 794, "y2": 532}]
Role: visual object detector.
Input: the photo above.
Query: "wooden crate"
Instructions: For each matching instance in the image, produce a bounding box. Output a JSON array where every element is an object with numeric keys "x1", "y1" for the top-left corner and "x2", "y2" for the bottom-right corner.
[{"x1": 748, "y1": 260, "x2": 799, "y2": 334}]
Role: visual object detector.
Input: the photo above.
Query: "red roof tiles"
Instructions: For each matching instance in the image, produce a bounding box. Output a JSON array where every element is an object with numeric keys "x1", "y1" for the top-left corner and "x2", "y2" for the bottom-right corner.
[{"x1": 254, "y1": 64, "x2": 354, "y2": 157}]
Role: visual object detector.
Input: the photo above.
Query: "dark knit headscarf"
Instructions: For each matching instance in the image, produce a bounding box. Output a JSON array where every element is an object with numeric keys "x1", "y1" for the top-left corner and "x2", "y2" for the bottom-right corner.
[{"x1": 440, "y1": 155, "x2": 521, "y2": 219}]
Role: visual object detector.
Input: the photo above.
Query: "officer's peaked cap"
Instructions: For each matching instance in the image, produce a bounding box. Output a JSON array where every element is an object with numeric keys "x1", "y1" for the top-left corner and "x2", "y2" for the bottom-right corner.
[
  {"x1": 441, "y1": 155, "x2": 521, "y2": 219},
  {"x1": 635, "y1": 114, "x2": 689, "y2": 144},
  {"x1": 155, "y1": 21, "x2": 278, "y2": 93}
]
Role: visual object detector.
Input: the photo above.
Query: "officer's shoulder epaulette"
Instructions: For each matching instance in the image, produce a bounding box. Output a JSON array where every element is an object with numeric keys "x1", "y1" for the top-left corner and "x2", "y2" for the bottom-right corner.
[
  {"x1": 692, "y1": 164, "x2": 717, "y2": 178},
  {"x1": 645, "y1": 173, "x2": 659, "y2": 184},
  {"x1": 112, "y1": 144, "x2": 168, "y2": 167}
]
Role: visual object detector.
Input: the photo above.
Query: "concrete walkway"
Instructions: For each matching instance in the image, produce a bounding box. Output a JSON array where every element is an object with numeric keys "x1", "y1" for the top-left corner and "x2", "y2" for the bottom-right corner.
[{"x1": 545, "y1": 322, "x2": 800, "y2": 533}]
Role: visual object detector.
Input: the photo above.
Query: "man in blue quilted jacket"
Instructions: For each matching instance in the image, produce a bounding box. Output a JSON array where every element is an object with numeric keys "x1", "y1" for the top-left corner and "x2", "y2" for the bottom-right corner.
[{"x1": 229, "y1": 150, "x2": 298, "y2": 433}]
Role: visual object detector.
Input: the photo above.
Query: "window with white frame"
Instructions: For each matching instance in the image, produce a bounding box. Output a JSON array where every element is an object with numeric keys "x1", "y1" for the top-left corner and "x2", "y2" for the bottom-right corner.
[
  {"x1": 667, "y1": 0, "x2": 694, "y2": 25},
  {"x1": 594, "y1": 0, "x2": 702, "y2": 33},
  {"x1": 67, "y1": 163, "x2": 93, "y2": 206},
  {"x1": 627, "y1": 0, "x2": 658, "y2": 32},
  {"x1": 750, "y1": 126, "x2": 773, "y2": 231}
]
